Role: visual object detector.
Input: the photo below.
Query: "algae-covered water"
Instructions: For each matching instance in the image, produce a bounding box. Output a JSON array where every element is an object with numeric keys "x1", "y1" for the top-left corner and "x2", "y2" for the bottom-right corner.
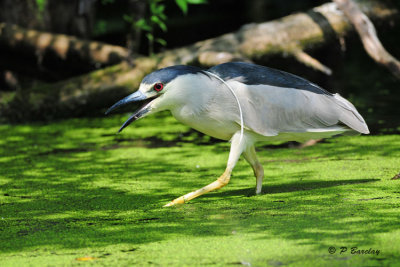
[{"x1": 0, "y1": 113, "x2": 399, "y2": 266}]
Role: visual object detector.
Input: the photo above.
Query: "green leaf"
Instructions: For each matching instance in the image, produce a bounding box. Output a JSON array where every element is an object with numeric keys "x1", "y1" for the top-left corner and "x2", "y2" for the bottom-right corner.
[
  {"x1": 151, "y1": 3, "x2": 165, "y2": 15},
  {"x1": 158, "y1": 21, "x2": 167, "y2": 32},
  {"x1": 151, "y1": 16, "x2": 167, "y2": 32},
  {"x1": 150, "y1": 2, "x2": 165, "y2": 14},
  {"x1": 156, "y1": 38, "x2": 167, "y2": 46},
  {"x1": 123, "y1": 14, "x2": 133, "y2": 23},
  {"x1": 186, "y1": 0, "x2": 207, "y2": 4},
  {"x1": 175, "y1": 0, "x2": 188, "y2": 15},
  {"x1": 146, "y1": 33, "x2": 154, "y2": 41},
  {"x1": 135, "y1": 18, "x2": 146, "y2": 26},
  {"x1": 36, "y1": 0, "x2": 47, "y2": 12},
  {"x1": 150, "y1": 2, "x2": 157, "y2": 13},
  {"x1": 135, "y1": 18, "x2": 152, "y2": 32},
  {"x1": 157, "y1": 4, "x2": 165, "y2": 14},
  {"x1": 150, "y1": 15, "x2": 160, "y2": 24}
]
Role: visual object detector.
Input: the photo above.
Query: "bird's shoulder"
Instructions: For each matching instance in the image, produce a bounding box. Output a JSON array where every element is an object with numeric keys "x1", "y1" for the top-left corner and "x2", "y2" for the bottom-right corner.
[{"x1": 207, "y1": 62, "x2": 332, "y2": 95}]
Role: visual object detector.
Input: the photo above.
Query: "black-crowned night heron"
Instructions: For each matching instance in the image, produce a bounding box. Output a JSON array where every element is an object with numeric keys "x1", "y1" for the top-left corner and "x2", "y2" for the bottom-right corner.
[{"x1": 106, "y1": 62, "x2": 369, "y2": 206}]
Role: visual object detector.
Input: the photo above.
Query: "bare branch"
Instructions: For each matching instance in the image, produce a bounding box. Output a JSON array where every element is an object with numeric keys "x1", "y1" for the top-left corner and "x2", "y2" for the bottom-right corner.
[
  {"x1": 333, "y1": 0, "x2": 400, "y2": 79},
  {"x1": 293, "y1": 50, "x2": 332, "y2": 75}
]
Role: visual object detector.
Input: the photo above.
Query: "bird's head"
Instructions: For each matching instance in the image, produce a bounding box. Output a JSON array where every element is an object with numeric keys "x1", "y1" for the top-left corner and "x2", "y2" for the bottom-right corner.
[{"x1": 105, "y1": 65, "x2": 209, "y2": 133}]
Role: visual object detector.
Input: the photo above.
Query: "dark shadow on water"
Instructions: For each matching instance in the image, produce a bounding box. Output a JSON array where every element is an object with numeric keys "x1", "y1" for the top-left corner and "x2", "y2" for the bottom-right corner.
[{"x1": 201, "y1": 178, "x2": 380, "y2": 199}]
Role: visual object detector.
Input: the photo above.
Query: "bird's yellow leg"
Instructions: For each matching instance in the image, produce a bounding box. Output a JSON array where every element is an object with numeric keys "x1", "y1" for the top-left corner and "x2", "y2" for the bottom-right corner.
[
  {"x1": 164, "y1": 131, "x2": 250, "y2": 207},
  {"x1": 163, "y1": 169, "x2": 231, "y2": 207}
]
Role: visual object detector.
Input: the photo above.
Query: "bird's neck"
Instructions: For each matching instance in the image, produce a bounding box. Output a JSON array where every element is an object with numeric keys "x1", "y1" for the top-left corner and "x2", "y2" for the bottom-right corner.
[{"x1": 169, "y1": 74, "x2": 218, "y2": 116}]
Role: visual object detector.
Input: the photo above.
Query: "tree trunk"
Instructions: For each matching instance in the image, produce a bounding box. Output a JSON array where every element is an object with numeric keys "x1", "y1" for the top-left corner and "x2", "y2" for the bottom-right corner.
[
  {"x1": 0, "y1": 0, "x2": 44, "y2": 30},
  {"x1": 0, "y1": 0, "x2": 397, "y2": 122}
]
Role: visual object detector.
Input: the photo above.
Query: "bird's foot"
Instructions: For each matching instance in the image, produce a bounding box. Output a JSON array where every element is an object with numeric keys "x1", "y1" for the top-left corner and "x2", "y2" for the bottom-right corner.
[
  {"x1": 163, "y1": 170, "x2": 231, "y2": 207},
  {"x1": 163, "y1": 196, "x2": 185, "y2": 207}
]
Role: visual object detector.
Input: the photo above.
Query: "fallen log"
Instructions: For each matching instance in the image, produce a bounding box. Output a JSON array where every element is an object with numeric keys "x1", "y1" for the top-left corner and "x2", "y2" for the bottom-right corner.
[
  {"x1": 0, "y1": 23, "x2": 130, "y2": 72},
  {"x1": 0, "y1": 0, "x2": 397, "y2": 122}
]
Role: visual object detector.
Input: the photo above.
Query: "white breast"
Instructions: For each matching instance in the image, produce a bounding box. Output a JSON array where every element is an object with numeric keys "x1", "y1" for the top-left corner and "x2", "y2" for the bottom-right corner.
[{"x1": 171, "y1": 106, "x2": 240, "y2": 140}]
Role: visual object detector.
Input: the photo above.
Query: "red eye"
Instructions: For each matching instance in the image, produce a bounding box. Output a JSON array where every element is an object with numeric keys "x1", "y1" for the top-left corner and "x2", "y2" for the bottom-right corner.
[{"x1": 154, "y1": 83, "x2": 164, "y2": 92}]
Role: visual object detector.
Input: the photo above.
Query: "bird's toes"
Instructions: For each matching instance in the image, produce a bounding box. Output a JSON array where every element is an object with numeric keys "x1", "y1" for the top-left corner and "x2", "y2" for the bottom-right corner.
[{"x1": 163, "y1": 196, "x2": 185, "y2": 207}]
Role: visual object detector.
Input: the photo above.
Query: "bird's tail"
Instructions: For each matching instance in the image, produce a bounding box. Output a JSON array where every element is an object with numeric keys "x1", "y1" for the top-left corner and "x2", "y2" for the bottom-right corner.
[{"x1": 333, "y1": 94, "x2": 370, "y2": 134}]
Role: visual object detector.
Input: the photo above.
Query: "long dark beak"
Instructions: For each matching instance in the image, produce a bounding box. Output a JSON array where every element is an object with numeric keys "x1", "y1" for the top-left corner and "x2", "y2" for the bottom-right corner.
[
  {"x1": 105, "y1": 91, "x2": 157, "y2": 133},
  {"x1": 105, "y1": 91, "x2": 147, "y2": 115}
]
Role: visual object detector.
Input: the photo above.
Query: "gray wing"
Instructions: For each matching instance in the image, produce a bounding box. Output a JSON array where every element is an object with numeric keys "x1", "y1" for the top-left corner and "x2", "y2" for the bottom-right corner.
[
  {"x1": 208, "y1": 62, "x2": 333, "y2": 95},
  {"x1": 208, "y1": 62, "x2": 369, "y2": 136}
]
